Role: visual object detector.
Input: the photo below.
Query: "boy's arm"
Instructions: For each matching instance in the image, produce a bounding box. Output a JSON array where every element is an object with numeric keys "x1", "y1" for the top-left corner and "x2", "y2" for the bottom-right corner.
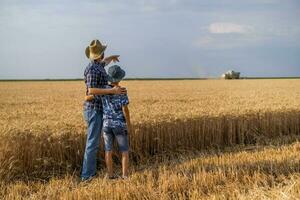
[
  {"x1": 85, "y1": 95, "x2": 94, "y2": 101},
  {"x1": 122, "y1": 105, "x2": 131, "y2": 134}
]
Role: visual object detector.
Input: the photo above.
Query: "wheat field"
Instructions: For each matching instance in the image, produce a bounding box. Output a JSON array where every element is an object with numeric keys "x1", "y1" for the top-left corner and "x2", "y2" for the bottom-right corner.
[{"x1": 0, "y1": 79, "x2": 300, "y2": 199}]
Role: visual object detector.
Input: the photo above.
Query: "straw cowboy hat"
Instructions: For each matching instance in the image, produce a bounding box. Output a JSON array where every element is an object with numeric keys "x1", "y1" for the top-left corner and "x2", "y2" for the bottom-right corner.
[{"x1": 85, "y1": 39, "x2": 107, "y2": 60}]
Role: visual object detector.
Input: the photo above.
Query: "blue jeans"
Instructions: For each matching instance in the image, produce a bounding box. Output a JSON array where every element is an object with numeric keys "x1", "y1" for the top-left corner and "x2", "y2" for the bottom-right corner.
[{"x1": 81, "y1": 109, "x2": 103, "y2": 180}]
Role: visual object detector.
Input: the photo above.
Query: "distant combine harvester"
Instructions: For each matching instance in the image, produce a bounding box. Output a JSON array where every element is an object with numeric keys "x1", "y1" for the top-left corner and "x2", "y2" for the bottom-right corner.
[{"x1": 221, "y1": 70, "x2": 241, "y2": 79}]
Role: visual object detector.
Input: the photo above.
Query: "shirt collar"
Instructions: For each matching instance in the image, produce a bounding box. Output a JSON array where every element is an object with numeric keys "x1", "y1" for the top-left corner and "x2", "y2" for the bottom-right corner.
[{"x1": 91, "y1": 60, "x2": 105, "y2": 68}]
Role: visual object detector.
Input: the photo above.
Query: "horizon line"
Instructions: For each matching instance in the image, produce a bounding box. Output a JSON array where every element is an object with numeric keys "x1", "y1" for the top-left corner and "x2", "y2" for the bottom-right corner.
[{"x1": 1, "y1": 76, "x2": 300, "y2": 81}]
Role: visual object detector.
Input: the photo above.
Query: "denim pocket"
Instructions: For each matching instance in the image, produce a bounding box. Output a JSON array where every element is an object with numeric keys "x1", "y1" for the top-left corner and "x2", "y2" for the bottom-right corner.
[{"x1": 83, "y1": 110, "x2": 90, "y2": 123}]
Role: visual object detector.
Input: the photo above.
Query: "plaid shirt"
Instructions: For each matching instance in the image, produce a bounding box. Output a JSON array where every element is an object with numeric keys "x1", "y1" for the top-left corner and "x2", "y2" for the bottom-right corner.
[
  {"x1": 102, "y1": 85, "x2": 129, "y2": 128},
  {"x1": 83, "y1": 61, "x2": 108, "y2": 111}
]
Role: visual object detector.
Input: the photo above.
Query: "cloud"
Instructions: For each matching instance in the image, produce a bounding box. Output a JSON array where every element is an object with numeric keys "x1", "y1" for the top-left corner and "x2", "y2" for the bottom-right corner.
[
  {"x1": 193, "y1": 34, "x2": 263, "y2": 50},
  {"x1": 209, "y1": 22, "x2": 253, "y2": 34},
  {"x1": 192, "y1": 22, "x2": 257, "y2": 49},
  {"x1": 141, "y1": 4, "x2": 158, "y2": 12}
]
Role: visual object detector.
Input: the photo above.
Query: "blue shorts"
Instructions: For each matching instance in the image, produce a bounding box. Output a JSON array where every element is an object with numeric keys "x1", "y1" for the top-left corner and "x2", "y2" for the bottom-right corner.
[{"x1": 102, "y1": 126, "x2": 129, "y2": 152}]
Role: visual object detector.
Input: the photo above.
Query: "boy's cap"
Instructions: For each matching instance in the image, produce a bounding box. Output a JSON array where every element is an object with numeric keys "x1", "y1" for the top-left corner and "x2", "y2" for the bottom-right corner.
[{"x1": 107, "y1": 65, "x2": 126, "y2": 83}]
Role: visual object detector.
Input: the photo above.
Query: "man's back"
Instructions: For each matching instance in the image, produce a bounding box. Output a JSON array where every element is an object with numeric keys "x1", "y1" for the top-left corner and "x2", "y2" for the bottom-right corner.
[{"x1": 83, "y1": 61, "x2": 108, "y2": 111}]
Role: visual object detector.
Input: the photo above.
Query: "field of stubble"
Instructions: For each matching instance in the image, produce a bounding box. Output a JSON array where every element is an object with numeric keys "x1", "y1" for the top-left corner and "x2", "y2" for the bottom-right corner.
[{"x1": 0, "y1": 79, "x2": 300, "y2": 199}]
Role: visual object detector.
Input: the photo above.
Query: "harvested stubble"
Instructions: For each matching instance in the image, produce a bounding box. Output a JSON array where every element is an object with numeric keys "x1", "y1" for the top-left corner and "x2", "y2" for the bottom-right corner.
[
  {"x1": 1, "y1": 137, "x2": 300, "y2": 199},
  {"x1": 0, "y1": 79, "x2": 300, "y2": 182}
]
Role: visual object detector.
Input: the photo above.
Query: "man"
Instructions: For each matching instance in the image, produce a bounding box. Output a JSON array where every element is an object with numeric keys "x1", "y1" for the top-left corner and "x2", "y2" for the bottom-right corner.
[{"x1": 81, "y1": 39, "x2": 126, "y2": 181}]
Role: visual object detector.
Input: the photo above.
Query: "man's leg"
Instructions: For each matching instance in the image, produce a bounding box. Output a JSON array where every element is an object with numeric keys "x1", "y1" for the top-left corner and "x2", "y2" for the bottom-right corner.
[{"x1": 81, "y1": 109, "x2": 103, "y2": 180}]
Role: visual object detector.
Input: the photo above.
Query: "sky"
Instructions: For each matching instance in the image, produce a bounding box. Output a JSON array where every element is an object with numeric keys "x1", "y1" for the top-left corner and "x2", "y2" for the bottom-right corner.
[{"x1": 0, "y1": 0, "x2": 300, "y2": 79}]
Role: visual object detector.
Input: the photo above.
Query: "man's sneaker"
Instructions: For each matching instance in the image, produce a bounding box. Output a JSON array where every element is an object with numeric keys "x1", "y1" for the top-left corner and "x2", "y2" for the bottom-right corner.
[{"x1": 80, "y1": 175, "x2": 96, "y2": 183}]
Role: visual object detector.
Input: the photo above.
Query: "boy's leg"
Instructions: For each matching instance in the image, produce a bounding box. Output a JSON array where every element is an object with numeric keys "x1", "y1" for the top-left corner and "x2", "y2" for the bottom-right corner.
[
  {"x1": 81, "y1": 109, "x2": 103, "y2": 180},
  {"x1": 113, "y1": 127, "x2": 129, "y2": 177},
  {"x1": 122, "y1": 152, "x2": 129, "y2": 177},
  {"x1": 103, "y1": 127, "x2": 114, "y2": 177},
  {"x1": 105, "y1": 151, "x2": 113, "y2": 177}
]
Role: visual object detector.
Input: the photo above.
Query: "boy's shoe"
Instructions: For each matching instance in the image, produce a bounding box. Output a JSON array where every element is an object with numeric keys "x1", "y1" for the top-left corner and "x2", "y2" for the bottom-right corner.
[
  {"x1": 104, "y1": 174, "x2": 118, "y2": 180},
  {"x1": 121, "y1": 175, "x2": 129, "y2": 180}
]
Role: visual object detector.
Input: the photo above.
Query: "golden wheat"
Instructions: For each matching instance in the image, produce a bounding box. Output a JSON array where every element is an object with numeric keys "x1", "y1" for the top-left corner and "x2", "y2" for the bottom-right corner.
[{"x1": 0, "y1": 79, "x2": 300, "y2": 199}]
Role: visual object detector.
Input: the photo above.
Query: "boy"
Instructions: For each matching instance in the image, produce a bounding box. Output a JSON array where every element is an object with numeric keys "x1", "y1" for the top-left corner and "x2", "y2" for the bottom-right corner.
[{"x1": 86, "y1": 65, "x2": 131, "y2": 179}]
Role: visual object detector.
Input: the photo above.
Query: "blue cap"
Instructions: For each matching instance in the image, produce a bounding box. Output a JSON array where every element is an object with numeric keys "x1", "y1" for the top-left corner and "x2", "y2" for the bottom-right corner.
[{"x1": 107, "y1": 65, "x2": 126, "y2": 83}]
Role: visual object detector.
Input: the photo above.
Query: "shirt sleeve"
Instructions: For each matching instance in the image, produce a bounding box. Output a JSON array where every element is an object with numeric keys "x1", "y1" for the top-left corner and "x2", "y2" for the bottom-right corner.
[
  {"x1": 86, "y1": 69, "x2": 98, "y2": 88},
  {"x1": 120, "y1": 94, "x2": 129, "y2": 106}
]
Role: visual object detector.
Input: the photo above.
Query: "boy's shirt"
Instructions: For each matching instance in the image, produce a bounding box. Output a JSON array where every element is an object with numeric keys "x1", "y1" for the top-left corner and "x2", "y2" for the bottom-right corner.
[{"x1": 102, "y1": 85, "x2": 129, "y2": 128}]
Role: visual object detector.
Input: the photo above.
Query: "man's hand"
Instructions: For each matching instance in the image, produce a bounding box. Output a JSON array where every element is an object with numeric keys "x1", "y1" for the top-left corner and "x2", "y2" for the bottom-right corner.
[
  {"x1": 109, "y1": 55, "x2": 120, "y2": 63},
  {"x1": 111, "y1": 86, "x2": 127, "y2": 94}
]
